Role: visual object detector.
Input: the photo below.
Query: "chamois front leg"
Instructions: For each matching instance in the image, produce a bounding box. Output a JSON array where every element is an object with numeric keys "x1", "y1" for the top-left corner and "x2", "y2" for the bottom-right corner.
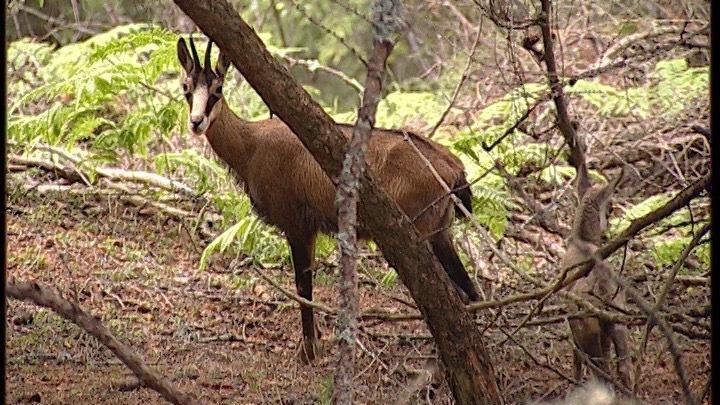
[{"x1": 289, "y1": 234, "x2": 321, "y2": 363}]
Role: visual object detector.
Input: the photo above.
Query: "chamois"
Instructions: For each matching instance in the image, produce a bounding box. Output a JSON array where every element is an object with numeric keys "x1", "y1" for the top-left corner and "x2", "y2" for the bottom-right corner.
[
  {"x1": 176, "y1": 36, "x2": 480, "y2": 362},
  {"x1": 562, "y1": 164, "x2": 632, "y2": 388}
]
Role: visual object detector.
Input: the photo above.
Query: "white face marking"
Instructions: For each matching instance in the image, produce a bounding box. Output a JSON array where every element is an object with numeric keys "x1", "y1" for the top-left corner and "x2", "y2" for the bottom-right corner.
[{"x1": 189, "y1": 85, "x2": 209, "y2": 135}]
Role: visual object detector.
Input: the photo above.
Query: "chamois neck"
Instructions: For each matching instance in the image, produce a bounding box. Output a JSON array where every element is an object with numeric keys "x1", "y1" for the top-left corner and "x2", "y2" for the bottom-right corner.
[{"x1": 204, "y1": 99, "x2": 256, "y2": 181}]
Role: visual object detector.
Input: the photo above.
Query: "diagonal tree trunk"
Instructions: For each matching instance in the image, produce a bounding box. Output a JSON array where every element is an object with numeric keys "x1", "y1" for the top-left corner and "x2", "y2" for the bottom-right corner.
[{"x1": 171, "y1": 1, "x2": 502, "y2": 403}]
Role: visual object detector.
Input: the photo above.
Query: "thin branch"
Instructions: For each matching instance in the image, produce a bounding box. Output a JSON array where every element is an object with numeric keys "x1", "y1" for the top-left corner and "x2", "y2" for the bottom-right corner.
[
  {"x1": 598, "y1": 174, "x2": 710, "y2": 258},
  {"x1": 496, "y1": 160, "x2": 569, "y2": 236},
  {"x1": 9, "y1": 154, "x2": 89, "y2": 185},
  {"x1": 632, "y1": 222, "x2": 711, "y2": 393},
  {"x1": 539, "y1": 0, "x2": 586, "y2": 172},
  {"x1": 15, "y1": 3, "x2": 103, "y2": 35},
  {"x1": 137, "y1": 80, "x2": 179, "y2": 101},
  {"x1": 334, "y1": 1, "x2": 400, "y2": 401},
  {"x1": 247, "y1": 266, "x2": 337, "y2": 314},
  {"x1": 268, "y1": 0, "x2": 288, "y2": 47},
  {"x1": 427, "y1": 24, "x2": 482, "y2": 139},
  {"x1": 286, "y1": 0, "x2": 368, "y2": 66},
  {"x1": 599, "y1": 24, "x2": 697, "y2": 65},
  {"x1": 481, "y1": 95, "x2": 549, "y2": 152},
  {"x1": 472, "y1": 0, "x2": 539, "y2": 30},
  {"x1": 605, "y1": 273, "x2": 698, "y2": 405},
  {"x1": 281, "y1": 55, "x2": 364, "y2": 93},
  {"x1": 500, "y1": 325, "x2": 577, "y2": 384},
  {"x1": 9, "y1": 141, "x2": 198, "y2": 198}
]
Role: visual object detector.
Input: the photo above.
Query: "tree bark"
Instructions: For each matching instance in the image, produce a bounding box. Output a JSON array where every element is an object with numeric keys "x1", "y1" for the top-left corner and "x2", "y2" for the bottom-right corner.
[
  {"x1": 539, "y1": 0, "x2": 586, "y2": 174},
  {"x1": 333, "y1": 10, "x2": 396, "y2": 405},
  {"x1": 171, "y1": 1, "x2": 502, "y2": 403}
]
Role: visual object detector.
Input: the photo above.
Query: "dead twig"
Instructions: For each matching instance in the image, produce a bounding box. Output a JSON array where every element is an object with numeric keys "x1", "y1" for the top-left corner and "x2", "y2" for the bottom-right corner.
[
  {"x1": 632, "y1": 222, "x2": 710, "y2": 394},
  {"x1": 247, "y1": 266, "x2": 337, "y2": 314},
  {"x1": 605, "y1": 272, "x2": 698, "y2": 405},
  {"x1": 281, "y1": 55, "x2": 364, "y2": 94},
  {"x1": 539, "y1": 0, "x2": 586, "y2": 172},
  {"x1": 8, "y1": 141, "x2": 199, "y2": 198},
  {"x1": 499, "y1": 323, "x2": 577, "y2": 384},
  {"x1": 427, "y1": 24, "x2": 482, "y2": 139}
]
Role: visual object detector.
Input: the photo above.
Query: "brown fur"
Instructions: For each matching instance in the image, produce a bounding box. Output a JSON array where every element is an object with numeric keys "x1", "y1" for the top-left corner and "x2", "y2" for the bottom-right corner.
[
  {"x1": 564, "y1": 167, "x2": 631, "y2": 388},
  {"x1": 205, "y1": 107, "x2": 470, "y2": 241},
  {"x1": 177, "y1": 37, "x2": 479, "y2": 362}
]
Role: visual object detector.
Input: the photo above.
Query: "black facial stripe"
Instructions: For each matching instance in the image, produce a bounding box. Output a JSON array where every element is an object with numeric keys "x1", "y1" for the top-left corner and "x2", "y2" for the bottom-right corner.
[
  {"x1": 184, "y1": 93, "x2": 192, "y2": 103},
  {"x1": 204, "y1": 69, "x2": 216, "y2": 84},
  {"x1": 205, "y1": 94, "x2": 220, "y2": 115}
]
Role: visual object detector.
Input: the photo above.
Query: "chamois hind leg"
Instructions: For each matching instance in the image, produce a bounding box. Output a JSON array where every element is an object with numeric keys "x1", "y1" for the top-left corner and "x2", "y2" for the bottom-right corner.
[
  {"x1": 289, "y1": 233, "x2": 321, "y2": 363},
  {"x1": 430, "y1": 229, "x2": 480, "y2": 302},
  {"x1": 569, "y1": 318, "x2": 606, "y2": 383},
  {"x1": 611, "y1": 323, "x2": 633, "y2": 389}
]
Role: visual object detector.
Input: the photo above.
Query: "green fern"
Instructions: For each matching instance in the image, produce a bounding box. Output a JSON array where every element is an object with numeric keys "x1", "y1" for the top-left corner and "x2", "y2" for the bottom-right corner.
[
  {"x1": 380, "y1": 269, "x2": 398, "y2": 286},
  {"x1": 334, "y1": 91, "x2": 448, "y2": 128},
  {"x1": 650, "y1": 228, "x2": 710, "y2": 271},
  {"x1": 609, "y1": 193, "x2": 673, "y2": 236},
  {"x1": 9, "y1": 23, "x2": 184, "y2": 155}
]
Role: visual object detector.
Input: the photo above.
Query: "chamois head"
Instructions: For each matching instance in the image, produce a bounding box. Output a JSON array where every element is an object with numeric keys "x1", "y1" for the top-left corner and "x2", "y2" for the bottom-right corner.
[
  {"x1": 176, "y1": 36, "x2": 231, "y2": 135},
  {"x1": 571, "y1": 166, "x2": 624, "y2": 243}
]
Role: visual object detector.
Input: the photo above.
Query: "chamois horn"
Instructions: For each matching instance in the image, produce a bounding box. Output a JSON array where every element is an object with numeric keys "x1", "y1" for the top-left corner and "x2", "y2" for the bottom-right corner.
[
  {"x1": 204, "y1": 40, "x2": 213, "y2": 71},
  {"x1": 189, "y1": 34, "x2": 201, "y2": 68}
]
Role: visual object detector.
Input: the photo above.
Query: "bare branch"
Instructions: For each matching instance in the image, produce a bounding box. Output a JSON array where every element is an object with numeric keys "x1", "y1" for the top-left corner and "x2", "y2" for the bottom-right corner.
[
  {"x1": 606, "y1": 273, "x2": 698, "y2": 405},
  {"x1": 539, "y1": 0, "x2": 586, "y2": 172},
  {"x1": 8, "y1": 141, "x2": 198, "y2": 198},
  {"x1": 281, "y1": 55, "x2": 364, "y2": 94},
  {"x1": 427, "y1": 24, "x2": 482, "y2": 139},
  {"x1": 334, "y1": 2, "x2": 400, "y2": 399},
  {"x1": 633, "y1": 222, "x2": 711, "y2": 393}
]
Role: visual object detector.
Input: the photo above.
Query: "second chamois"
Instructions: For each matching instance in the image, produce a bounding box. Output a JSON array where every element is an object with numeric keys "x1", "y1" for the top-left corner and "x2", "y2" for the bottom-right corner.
[{"x1": 562, "y1": 163, "x2": 632, "y2": 389}]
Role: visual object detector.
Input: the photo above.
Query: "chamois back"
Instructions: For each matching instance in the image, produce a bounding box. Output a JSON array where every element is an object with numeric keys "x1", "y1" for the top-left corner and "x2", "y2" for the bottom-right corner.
[{"x1": 207, "y1": 109, "x2": 470, "y2": 242}]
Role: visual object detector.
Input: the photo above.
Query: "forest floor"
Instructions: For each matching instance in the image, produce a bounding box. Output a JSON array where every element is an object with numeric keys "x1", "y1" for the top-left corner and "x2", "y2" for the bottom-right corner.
[{"x1": 6, "y1": 186, "x2": 711, "y2": 404}]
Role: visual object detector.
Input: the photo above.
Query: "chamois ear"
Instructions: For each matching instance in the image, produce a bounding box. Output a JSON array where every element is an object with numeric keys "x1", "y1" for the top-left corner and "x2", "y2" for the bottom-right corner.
[
  {"x1": 177, "y1": 38, "x2": 194, "y2": 74},
  {"x1": 216, "y1": 52, "x2": 231, "y2": 79},
  {"x1": 575, "y1": 162, "x2": 592, "y2": 201},
  {"x1": 598, "y1": 166, "x2": 624, "y2": 203}
]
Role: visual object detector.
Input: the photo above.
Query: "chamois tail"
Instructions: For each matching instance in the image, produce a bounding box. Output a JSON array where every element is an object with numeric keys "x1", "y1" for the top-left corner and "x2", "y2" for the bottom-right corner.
[{"x1": 453, "y1": 175, "x2": 473, "y2": 220}]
